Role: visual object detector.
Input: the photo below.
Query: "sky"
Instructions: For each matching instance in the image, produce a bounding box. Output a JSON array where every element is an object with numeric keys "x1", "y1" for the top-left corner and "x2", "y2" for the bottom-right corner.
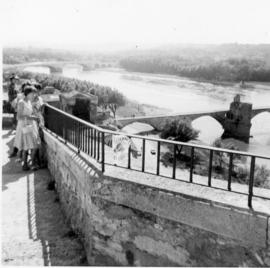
[{"x1": 1, "y1": 0, "x2": 270, "y2": 51}]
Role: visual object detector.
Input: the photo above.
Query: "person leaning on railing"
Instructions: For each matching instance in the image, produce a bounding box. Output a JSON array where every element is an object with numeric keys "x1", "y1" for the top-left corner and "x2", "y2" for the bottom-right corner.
[
  {"x1": 31, "y1": 83, "x2": 46, "y2": 168},
  {"x1": 14, "y1": 86, "x2": 41, "y2": 171}
]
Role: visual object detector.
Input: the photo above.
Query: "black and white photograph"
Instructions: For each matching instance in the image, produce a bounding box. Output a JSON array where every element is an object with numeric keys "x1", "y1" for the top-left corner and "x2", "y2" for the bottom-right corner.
[{"x1": 1, "y1": 0, "x2": 270, "y2": 266}]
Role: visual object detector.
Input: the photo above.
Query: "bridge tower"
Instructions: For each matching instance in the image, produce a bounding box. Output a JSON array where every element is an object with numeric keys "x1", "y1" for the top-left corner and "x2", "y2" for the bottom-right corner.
[{"x1": 222, "y1": 94, "x2": 252, "y2": 143}]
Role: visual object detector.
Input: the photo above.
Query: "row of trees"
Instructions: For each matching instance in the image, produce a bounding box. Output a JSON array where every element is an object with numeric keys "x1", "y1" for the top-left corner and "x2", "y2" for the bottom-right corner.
[
  {"x1": 4, "y1": 71, "x2": 126, "y2": 117},
  {"x1": 120, "y1": 56, "x2": 270, "y2": 82}
]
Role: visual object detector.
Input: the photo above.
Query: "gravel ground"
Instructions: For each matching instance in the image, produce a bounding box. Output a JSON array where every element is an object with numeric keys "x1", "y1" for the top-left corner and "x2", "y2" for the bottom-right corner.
[{"x1": 2, "y1": 129, "x2": 87, "y2": 266}]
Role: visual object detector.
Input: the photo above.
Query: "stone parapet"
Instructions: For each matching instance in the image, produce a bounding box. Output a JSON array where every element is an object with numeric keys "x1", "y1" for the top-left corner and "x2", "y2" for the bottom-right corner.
[{"x1": 44, "y1": 130, "x2": 270, "y2": 266}]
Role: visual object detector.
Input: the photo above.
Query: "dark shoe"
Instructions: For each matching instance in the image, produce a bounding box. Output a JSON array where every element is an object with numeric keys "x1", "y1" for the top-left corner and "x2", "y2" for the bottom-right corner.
[{"x1": 22, "y1": 165, "x2": 30, "y2": 171}]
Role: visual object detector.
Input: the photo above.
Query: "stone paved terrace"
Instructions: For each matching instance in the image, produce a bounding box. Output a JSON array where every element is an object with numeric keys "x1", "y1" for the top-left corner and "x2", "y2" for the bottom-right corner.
[{"x1": 1, "y1": 129, "x2": 87, "y2": 266}]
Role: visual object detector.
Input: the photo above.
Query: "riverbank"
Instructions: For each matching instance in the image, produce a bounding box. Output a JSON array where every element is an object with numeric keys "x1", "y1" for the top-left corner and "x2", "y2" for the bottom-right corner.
[{"x1": 116, "y1": 100, "x2": 171, "y2": 118}]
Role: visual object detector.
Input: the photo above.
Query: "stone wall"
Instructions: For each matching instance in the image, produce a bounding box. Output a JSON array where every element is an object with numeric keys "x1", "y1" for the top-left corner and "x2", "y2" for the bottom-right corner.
[{"x1": 44, "y1": 130, "x2": 270, "y2": 266}]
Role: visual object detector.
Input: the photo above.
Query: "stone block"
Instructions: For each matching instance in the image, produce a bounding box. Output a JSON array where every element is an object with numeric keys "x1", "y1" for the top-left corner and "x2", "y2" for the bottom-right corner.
[{"x1": 134, "y1": 235, "x2": 191, "y2": 266}]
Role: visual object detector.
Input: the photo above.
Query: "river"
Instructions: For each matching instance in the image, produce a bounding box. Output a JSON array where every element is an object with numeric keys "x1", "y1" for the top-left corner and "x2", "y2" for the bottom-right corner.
[{"x1": 24, "y1": 66, "x2": 270, "y2": 157}]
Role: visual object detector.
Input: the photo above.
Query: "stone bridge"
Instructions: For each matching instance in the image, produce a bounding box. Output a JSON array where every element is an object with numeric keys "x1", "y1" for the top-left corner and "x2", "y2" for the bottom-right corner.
[
  {"x1": 28, "y1": 61, "x2": 93, "y2": 73},
  {"x1": 6, "y1": 61, "x2": 93, "y2": 73},
  {"x1": 115, "y1": 104, "x2": 270, "y2": 143},
  {"x1": 116, "y1": 110, "x2": 228, "y2": 130}
]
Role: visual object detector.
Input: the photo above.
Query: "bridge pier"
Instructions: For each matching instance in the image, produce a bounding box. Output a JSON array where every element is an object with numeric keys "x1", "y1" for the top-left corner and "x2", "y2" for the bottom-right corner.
[{"x1": 221, "y1": 95, "x2": 252, "y2": 143}]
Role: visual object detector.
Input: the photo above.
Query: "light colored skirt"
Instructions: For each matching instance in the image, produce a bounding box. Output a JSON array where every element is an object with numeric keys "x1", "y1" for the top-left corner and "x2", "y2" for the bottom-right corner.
[{"x1": 14, "y1": 120, "x2": 40, "y2": 151}]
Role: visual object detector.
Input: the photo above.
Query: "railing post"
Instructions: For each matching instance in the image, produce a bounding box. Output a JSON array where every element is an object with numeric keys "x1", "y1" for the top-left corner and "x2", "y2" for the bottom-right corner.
[
  {"x1": 208, "y1": 150, "x2": 213, "y2": 187},
  {"x1": 71, "y1": 120, "x2": 74, "y2": 145},
  {"x1": 172, "y1": 144, "x2": 177, "y2": 179},
  {"x1": 87, "y1": 127, "x2": 90, "y2": 155},
  {"x1": 248, "y1": 156, "x2": 256, "y2": 208},
  {"x1": 97, "y1": 132, "x2": 100, "y2": 161},
  {"x1": 189, "y1": 147, "x2": 194, "y2": 183},
  {"x1": 156, "y1": 141, "x2": 160, "y2": 175},
  {"x1": 43, "y1": 105, "x2": 48, "y2": 129},
  {"x1": 82, "y1": 125, "x2": 85, "y2": 153},
  {"x1": 228, "y1": 153, "x2": 233, "y2": 191},
  {"x1": 94, "y1": 129, "x2": 96, "y2": 159},
  {"x1": 63, "y1": 116, "x2": 67, "y2": 144},
  {"x1": 101, "y1": 132, "x2": 105, "y2": 172},
  {"x1": 78, "y1": 123, "x2": 81, "y2": 154},
  {"x1": 90, "y1": 128, "x2": 93, "y2": 156},
  {"x1": 128, "y1": 145, "x2": 131, "y2": 169},
  {"x1": 142, "y1": 139, "x2": 145, "y2": 172}
]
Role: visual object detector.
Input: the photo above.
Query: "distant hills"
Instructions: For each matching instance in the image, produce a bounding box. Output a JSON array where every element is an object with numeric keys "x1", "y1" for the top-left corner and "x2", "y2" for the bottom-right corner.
[
  {"x1": 119, "y1": 44, "x2": 270, "y2": 82},
  {"x1": 4, "y1": 44, "x2": 270, "y2": 82}
]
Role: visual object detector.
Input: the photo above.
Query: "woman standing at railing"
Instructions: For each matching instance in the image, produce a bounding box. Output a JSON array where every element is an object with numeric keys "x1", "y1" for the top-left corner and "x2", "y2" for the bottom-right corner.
[
  {"x1": 9, "y1": 81, "x2": 32, "y2": 158},
  {"x1": 32, "y1": 84, "x2": 46, "y2": 168},
  {"x1": 14, "y1": 86, "x2": 40, "y2": 171}
]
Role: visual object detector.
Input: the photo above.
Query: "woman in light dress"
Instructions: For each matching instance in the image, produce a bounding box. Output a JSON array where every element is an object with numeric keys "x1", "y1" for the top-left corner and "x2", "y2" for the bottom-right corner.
[
  {"x1": 9, "y1": 81, "x2": 32, "y2": 158},
  {"x1": 14, "y1": 86, "x2": 40, "y2": 171}
]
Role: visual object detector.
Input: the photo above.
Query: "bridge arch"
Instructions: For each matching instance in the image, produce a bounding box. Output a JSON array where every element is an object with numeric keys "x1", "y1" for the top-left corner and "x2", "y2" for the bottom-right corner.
[
  {"x1": 192, "y1": 116, "x2": 224, "y2": 144},
  {"x1": 250, "y1": 111, "x2": 270, "y2": 135},
  {"x1": 251, "y1": 108, "x2": 270, "y2": 119},
  {"x1": 251, "y1": 110, "x2": 270, "y2": 120},
  {"x1": 192, "y1": 115, "x2": 224, "y2": 128}
]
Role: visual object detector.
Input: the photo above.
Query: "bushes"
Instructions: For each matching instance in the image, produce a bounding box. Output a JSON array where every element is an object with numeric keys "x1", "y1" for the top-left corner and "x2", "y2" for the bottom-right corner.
[
  {"x1": 233, "y1": 164, "x2": 270, "y2": 188},
  {"x1": 254, "y1": 165, "x2": 270, "y2": 187},
  {"x1": 212, "y1": 138, "x2": 244, "y2": 173},
  {"x1": 211, "y1": 139, "x2": 270, "y2": 188}
]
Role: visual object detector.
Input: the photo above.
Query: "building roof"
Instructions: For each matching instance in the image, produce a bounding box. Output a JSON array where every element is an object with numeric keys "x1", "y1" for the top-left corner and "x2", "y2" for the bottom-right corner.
[{"x1": 60, "y1": 90, "x2": 98, "y2": 104}]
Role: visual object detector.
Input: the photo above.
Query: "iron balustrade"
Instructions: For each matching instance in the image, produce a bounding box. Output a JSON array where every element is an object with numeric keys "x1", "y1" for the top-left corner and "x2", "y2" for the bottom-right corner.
[{"x1": 43, "y1": 104, "x2": 270, "y2": 208}]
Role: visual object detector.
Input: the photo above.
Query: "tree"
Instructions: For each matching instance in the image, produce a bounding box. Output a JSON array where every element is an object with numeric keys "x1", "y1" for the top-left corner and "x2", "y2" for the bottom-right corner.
[
  {"x1": 160, "y1": 119, "x2": 199, "y2": 156},
  {"x1": 107, "y1": 90, "x2": 126, "y2": 118}
]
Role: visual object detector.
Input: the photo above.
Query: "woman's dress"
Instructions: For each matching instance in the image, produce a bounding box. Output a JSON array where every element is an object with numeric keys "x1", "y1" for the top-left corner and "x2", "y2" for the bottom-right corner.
[{"x1": 14, "y1": 99, "x2": 40, "y2": 151}]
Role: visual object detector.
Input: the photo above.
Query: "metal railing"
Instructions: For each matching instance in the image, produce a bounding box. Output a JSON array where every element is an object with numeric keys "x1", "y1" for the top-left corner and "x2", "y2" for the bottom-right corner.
[{"x1": 43, "y1": 104, "x2": 270, "y2": 208}]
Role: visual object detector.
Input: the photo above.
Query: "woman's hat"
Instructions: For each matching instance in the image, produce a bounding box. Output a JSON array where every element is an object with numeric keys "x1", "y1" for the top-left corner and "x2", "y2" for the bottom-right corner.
[
  {"x1": 21, "y1": 81, "x2": 32, "y2": 90},
  {"x1": 24, "y1": 85, "x2": 38, "y2": 96}
]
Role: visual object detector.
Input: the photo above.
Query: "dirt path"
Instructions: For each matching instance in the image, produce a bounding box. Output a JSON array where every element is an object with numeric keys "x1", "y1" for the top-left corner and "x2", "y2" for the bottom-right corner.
[{"x1": 2, "y1": 129, "x2": 87, "y2": 266}]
